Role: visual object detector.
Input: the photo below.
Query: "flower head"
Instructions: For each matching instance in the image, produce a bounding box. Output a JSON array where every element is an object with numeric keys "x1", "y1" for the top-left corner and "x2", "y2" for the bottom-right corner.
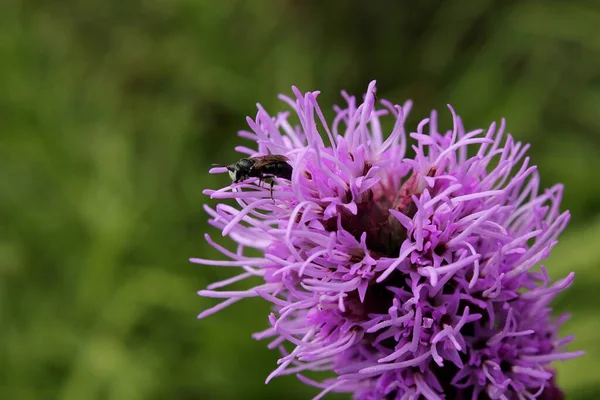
[{"x1": 192, "y1": 81, "x2": 583, "y2": 399}]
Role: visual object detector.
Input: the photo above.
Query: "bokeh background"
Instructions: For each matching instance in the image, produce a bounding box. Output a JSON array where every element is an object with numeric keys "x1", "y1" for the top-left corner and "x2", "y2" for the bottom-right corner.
[{"x1": 1, "y1": 1, "x2": 599, "y2": 399}]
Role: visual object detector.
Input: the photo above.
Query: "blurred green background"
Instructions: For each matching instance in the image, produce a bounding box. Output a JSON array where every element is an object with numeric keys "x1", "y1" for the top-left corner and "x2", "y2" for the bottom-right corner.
[{"x1": 1, "y1": 0, "x2": 599, "y2": 399}]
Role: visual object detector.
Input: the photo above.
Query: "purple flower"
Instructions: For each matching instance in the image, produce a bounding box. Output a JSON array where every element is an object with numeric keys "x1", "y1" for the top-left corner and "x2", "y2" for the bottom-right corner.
[{"x1": 192, "y1": 81, "x2": 583, "y2": 399}]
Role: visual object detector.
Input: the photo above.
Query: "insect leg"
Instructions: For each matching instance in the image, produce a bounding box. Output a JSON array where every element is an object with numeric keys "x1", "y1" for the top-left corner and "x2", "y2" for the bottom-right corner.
[{"x1": 260, "y1": 175, "x2": 275, "y2": 202}]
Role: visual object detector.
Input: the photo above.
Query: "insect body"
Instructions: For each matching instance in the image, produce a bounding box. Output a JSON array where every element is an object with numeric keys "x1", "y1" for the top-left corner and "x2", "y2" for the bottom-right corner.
[{"x1": 224, "y1": 155, "x2": 293, "y2": 199}]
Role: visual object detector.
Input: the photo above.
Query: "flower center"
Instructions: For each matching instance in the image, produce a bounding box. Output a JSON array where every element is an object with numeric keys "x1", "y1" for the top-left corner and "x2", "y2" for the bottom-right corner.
[
  {"x1": 320, "y1": 171, "x2": 430, "y2": 323},
  {"x1": 323, "y1": 170, "x2": 427, "y2": 258},
  {"x1": 341, "y1": 269, "x2": 409, "y2": 322}
]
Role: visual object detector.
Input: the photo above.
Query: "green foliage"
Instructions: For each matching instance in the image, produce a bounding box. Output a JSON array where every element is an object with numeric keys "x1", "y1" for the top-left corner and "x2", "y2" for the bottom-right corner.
[{"x1": 1, "y1": 0, "x2": 599, "y2": 398}]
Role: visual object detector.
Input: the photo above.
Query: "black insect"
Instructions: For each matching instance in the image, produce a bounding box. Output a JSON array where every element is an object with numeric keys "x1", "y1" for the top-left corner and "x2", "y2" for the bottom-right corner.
[{"x1": 218, "y1": 155, "x2": 293, "y2": 200}]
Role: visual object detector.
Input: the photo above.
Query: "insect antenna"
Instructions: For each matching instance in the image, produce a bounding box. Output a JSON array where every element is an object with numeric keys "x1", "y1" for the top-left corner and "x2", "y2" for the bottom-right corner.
[{"x1": 212, "y1": 163, "x2": 236, "y2": 172}]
